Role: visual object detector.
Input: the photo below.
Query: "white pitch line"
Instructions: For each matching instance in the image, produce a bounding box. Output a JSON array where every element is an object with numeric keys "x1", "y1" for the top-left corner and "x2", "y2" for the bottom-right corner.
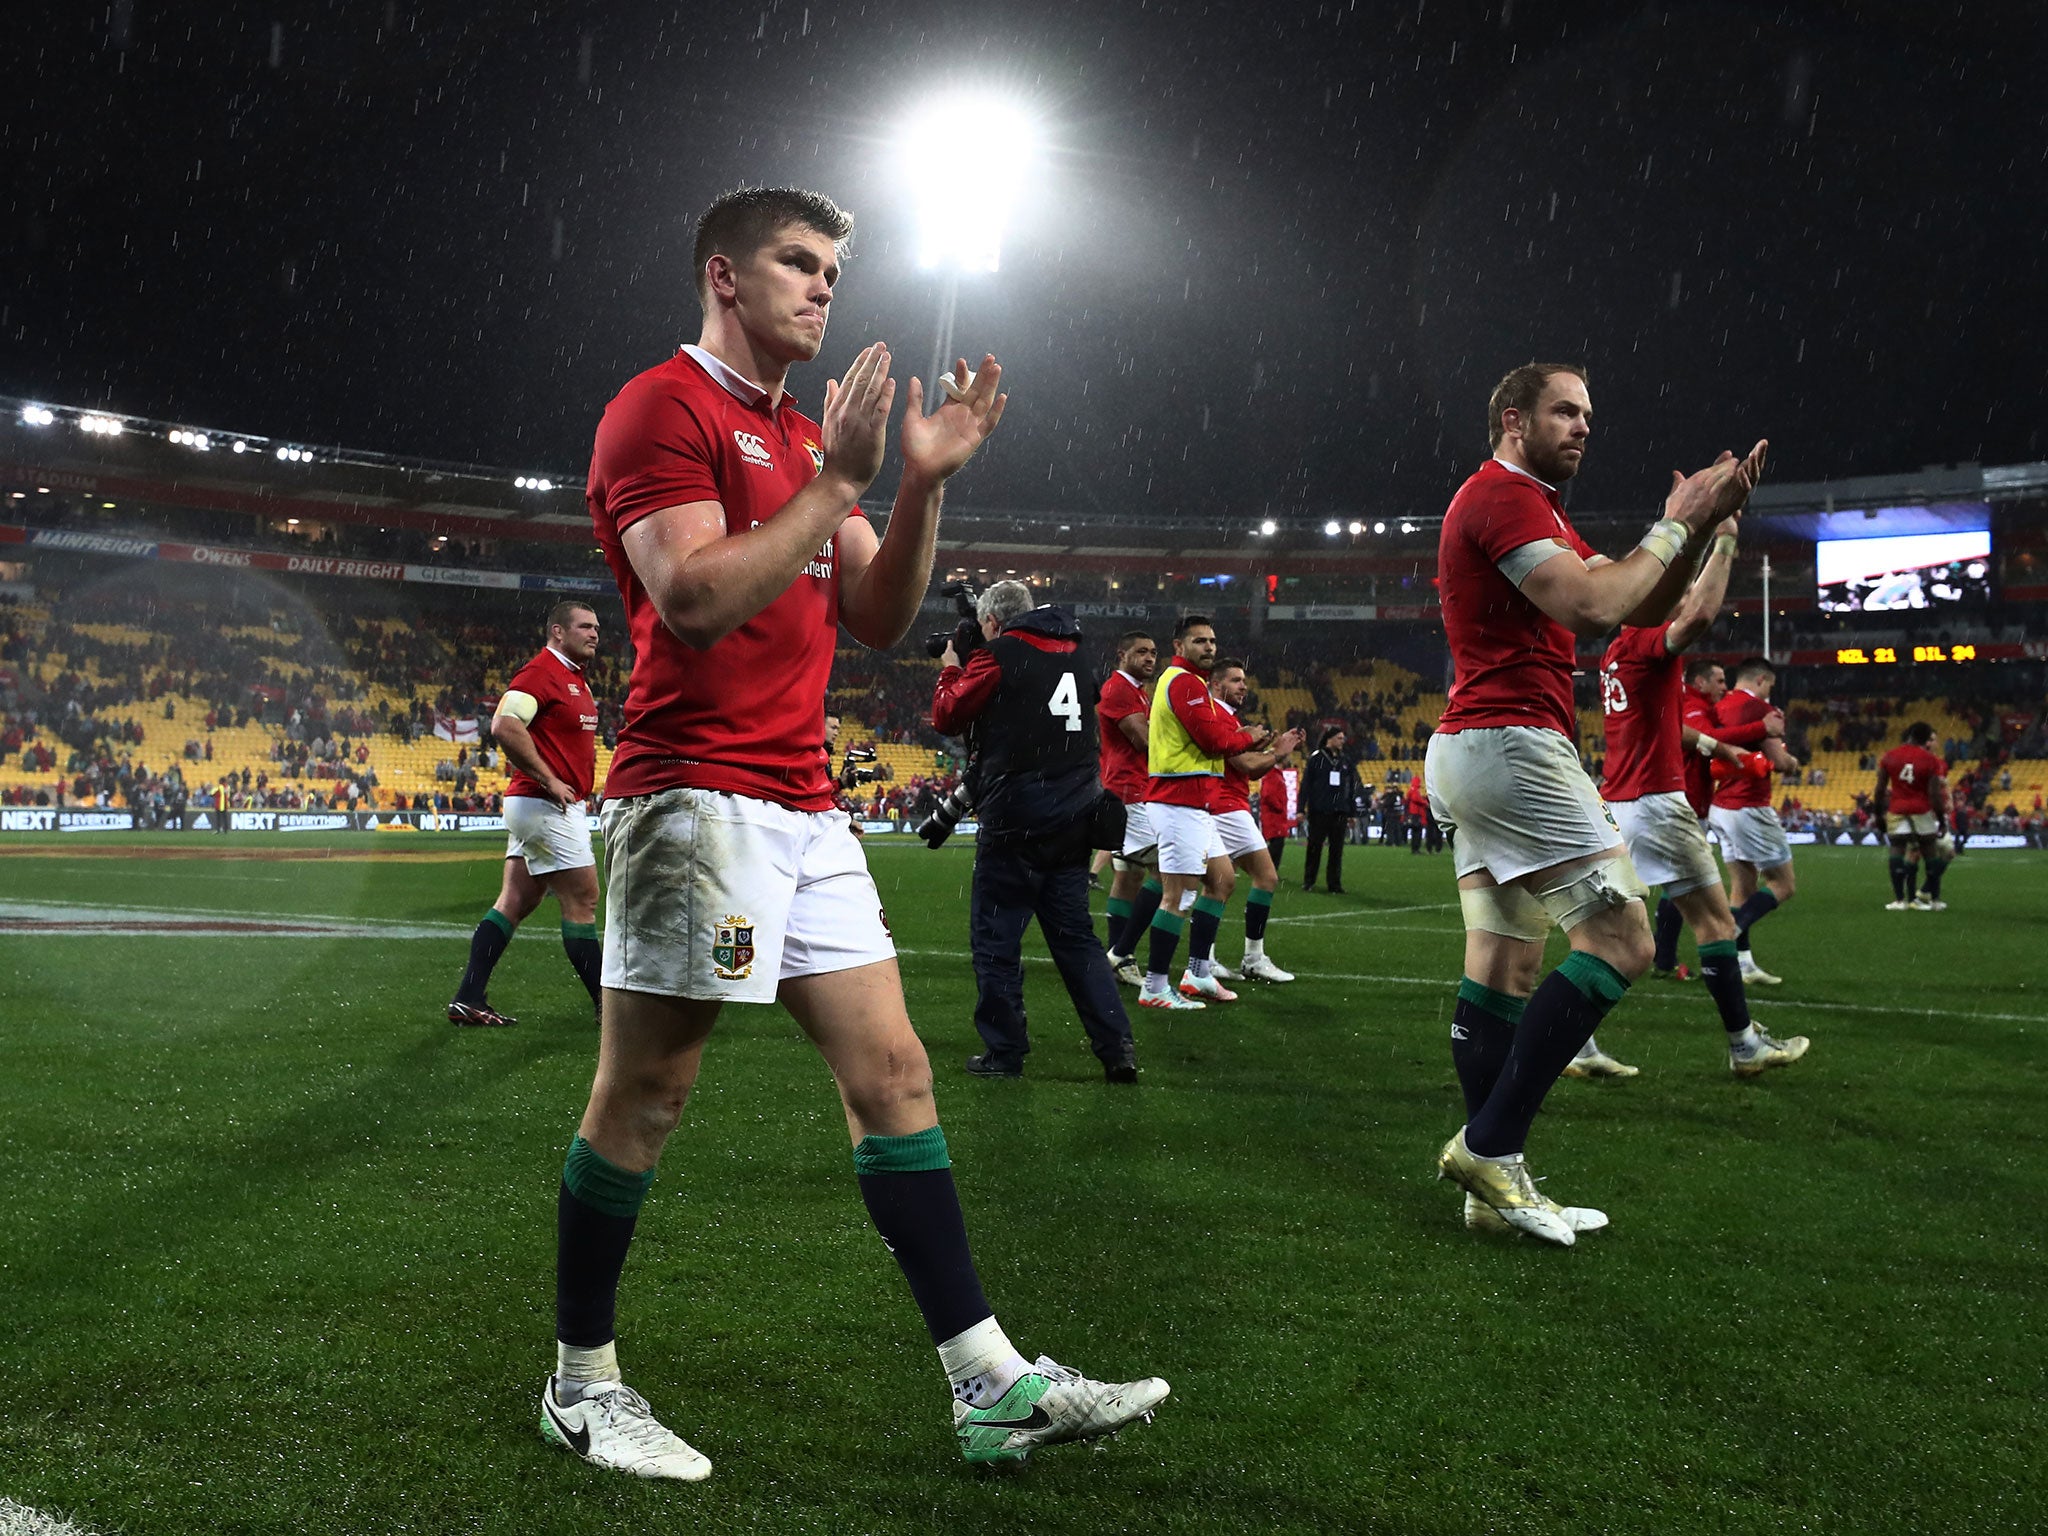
[{"x1": 1267, "y1": 903, "x2": 1459, "y2": 925}]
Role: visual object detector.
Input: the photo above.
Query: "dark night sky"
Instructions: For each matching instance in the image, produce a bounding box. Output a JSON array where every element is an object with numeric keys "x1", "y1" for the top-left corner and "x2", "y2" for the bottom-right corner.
[{"x1": 4, "y1": 1, "x2": 2044, "y2": 526}]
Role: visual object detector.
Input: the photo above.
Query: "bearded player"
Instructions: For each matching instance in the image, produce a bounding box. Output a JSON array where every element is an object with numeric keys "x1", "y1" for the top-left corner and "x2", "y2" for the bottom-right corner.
[
  {"x1": 1876, "y1": 722, "x2": 1952, "y2": 910},
  {"x1": 446, "y1": 600, "x2": 605, "y2": 1029},
  {"x1": 556, "y1": 186, "x2": 1166, "y2": 1480},
  {"x1": 1426, "y1": 360, "x2": 1763, "y2": 1245},
  {"x1": 1205, "y1": 658, "x2": 1305, "y2": 983},
  {"x1": 1590, "y1": 520, "x2": 1809, "y2": 1079},
  {"x1": 1098, "y1": 630, "x2": 1162, "y2": 987}
]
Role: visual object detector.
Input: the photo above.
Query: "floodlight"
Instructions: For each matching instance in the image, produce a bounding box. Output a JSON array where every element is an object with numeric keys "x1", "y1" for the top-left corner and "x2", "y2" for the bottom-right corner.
[
  {"x1": 1259, "y1": 519, "x2": 1277, "y2": 536},
  {"x1": 1324, "y1": 520, "x2": 1341, "y2": 536},
  {"x1": 1347, "y1": 520, "x2": 1363, "y2": 535},
  {"x1": 1400, "y1": 521, "x2": 1415, "y2": 534},
  {"x1": 21, "y1": 405, "x2": 56, "y2": 426},
  {"x1": 902, "y1": 94, "x2": 1038, "y2": 272},
  {"x1": 1373, "y1": 521, "x2": 1385, "y2": 534},
  {"x1": 232, "y1": 440, "x2": 248, "y2": 453}
]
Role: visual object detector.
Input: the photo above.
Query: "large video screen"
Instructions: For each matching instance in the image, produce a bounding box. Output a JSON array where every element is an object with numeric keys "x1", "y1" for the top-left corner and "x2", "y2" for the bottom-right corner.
[{"x1": 1815, "y1": 528, "x2": 1992, "y2": 613}]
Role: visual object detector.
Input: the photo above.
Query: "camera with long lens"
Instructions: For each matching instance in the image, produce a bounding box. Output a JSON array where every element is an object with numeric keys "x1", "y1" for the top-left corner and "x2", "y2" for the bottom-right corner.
[
  {"x1": 923, "y1": 580, "x2": 983, "y2": 661},
  {"x1": 916, "y1": 779, "x2": 976, "y2": 849},
  {"x1": 838, "y1": 743, "x2": 878, "y2": 789}
]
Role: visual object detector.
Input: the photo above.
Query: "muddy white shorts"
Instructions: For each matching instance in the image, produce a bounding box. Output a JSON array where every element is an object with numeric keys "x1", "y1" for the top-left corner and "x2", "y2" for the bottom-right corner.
[
  {"x1": 599, "y1": 787, "x2": 895, "y2": 1004},
  {"x1": 1887, "y1": 811, "x2": 1940, "y2": 838},
  {"x1": 1709, "y1": 804, "x2": 1793, "y2": 869},
  {"x1": 1214, "y1": 808, "x2": 1266, "y2": 862},
  {"x1": 1426, "y1": 726, "x2": 1621, "y2": 885},
  {"x1": 1148, "y1": 800, "x2": 1225, "y2": 876},
  {"x1": 1114, "y1": 800, "x2": 1159, "y2": 871},
  {"x1": 503, "y1": 795, "x2": 595, "y2": 876},
  {"x1": 1609, "y1": 791, "x2": 1721, "y2": 897}
]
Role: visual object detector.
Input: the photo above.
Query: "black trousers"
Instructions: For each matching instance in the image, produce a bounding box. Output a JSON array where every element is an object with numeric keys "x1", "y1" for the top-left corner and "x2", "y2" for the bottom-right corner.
[
  {"x1": 970, "y1": 842, "x2": 1134, "y2": 1069},
  {"x1": 1266, "y1": 836, "x2": 1286, "y2": 870},
  {"x1": 1302, "y1": 811, "x2": 1347, "y2": 890}
]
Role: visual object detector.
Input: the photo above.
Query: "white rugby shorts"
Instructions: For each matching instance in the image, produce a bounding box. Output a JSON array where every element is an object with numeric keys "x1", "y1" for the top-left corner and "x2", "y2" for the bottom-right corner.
[
  {"x1": 1115, "y1": 799, "x2": 1159, "y2": 871},
  {"x1": 1214, "y1": 808, "x2": 1266, "y2": 862},
  {"x1": 1147, "y1": 799, "x2": 1225, "y2": 876},
  {"x1": 1608, "y1": 791, "x2": 1721, "y2": 897},
  {"x1": 599, "y1": 787, "x2": 895, "y2": 1005},
  {"x1": 1888, "y1": 811, "x2": 1940, "y2": 838},
  {"x1": 1709, "y1": 803, "x2": 1794, "y2": 869},
  {"x1": 503, "y1": 795, "x2": 595, "y2": 875},
  {"x1": 1426, "y1": 726, "x2": 1622, "y2": 884}
]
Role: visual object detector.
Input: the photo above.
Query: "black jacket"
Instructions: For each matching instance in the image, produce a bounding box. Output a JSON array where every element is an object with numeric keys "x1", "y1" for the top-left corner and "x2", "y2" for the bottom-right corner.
[{"x1": 1303, "y1": 748, "x2": 1353, "y2": 815}]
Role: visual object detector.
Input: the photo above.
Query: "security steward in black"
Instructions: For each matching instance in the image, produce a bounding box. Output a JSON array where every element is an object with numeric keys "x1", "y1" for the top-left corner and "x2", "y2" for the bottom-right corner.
[
  {"x1": 931, "y1": 581, "x2": 1138, "y2": 1084},
  {"x1": 1301, "y1": 726, "x2": 1351, "y2": 893}
]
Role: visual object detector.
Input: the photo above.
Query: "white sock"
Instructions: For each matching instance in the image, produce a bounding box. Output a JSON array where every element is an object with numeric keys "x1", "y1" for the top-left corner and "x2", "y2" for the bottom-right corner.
[
  {"x1": 937, "y1": 1317, "x2": 1029, "y2": 1407},
  {"x1": 555, "y1": 1340, "x2": 620, "y2": 1401},
  {"x1": 1730, "y1": 1024, "x2": 1761, "y2": 1050},
  {"x1": 1143, "y1": 972, "x2": 1168, "y2": 993},
  {"x1": 1574, "y1": 1035, "x2": 1600, "y2": 1059},
  {"x1": 1188, "y1": 956, "x2": 1212, "y2": 979},
  {"x1": 1245, "y1": 938, "x2": 1266, "y2": 962}
]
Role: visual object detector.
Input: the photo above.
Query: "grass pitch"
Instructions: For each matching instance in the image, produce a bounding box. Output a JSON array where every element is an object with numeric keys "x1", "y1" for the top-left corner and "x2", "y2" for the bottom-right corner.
[{"x1": 1, "y1": 834, "x2": 2043, "y2": 1534}]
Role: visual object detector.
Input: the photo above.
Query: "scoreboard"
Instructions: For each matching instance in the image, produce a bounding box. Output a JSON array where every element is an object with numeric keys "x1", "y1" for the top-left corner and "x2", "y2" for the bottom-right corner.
[{"x1": 1832, "y1": 643, "x2": 1982, "y2": 666}]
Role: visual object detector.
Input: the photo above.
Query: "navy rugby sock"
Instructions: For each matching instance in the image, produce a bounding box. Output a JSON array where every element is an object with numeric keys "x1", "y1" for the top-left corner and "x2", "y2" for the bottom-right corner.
[
  {"x1": 1923, "y1": 858, "x2": 1949, "y2": 899},
  {"x1": 1104, "y1": 897, "x2": 1133, "y2": 956},
  {"x1": 1652, "y1": 897, "x2": 1684, "y2": 971},
  {"x1": 1450, "y1": 978, "x2": 1524, "y2": 1119},
  {"x1": 561, "y1": 920, "x2": 602, "y2": 1007},
  {"x1": 1465, "y1": 952, "x2": 1630, "y2": 1158},
  {"x1": 854, "y1": 1127, "x2": 992, "y2": 1346},
  {"x1": 1696, "y1": 939, "x2": 1750, "y2": 1036},
  {"x1": 1888, "y1": 856, "x2": 1910, "y2": 901},
  {"x1": 556, "y1": 1136, "x2": 655, "y2": 1349},
  {"x1": 1186, "y1": 895, "x2": 1225, "y2": 977},
  {"x1": 1119, "y1": 879, "x2": 1165, "y2": 956},
  {"x1": 1144, "y1": 909, "x2": 1184, "y2": 985},
  {"x1": 1732, "y1": 889, "x2": 1779, "y2": 953},
  {"x1": 456, "y1": 908, "x2": 515, "y2": 1004}
]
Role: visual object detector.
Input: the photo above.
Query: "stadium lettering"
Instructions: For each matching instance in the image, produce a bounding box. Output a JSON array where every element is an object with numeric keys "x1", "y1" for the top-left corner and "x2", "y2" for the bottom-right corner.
[{"x1": 191, "y1": 545, "x2": 255, "y2": 567}]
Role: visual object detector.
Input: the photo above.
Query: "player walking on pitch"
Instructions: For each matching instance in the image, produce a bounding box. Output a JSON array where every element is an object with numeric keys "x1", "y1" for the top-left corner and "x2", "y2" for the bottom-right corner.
[
  {"x1": 1425, "y1": 361, "x2": 1764, "y2": 1244},
  {"x1": 1098, "y1": 631, "x2": 1164, "y2": 987},
  {"x1": 1591, "y1": 520, "x2": 1809, "y2": 1078},
  {"x1": 1875, "y1": 723, "x2": 1952, "y2": 909},
  {"x1": 446, "y1": 601, "x2": 606, "y2": 1028},
  {"x1": 554, "y1": 187, "x2": 1166, "y2": 1480},
  {"x1": 1708, "y1": 657, "x2": 1802, "y2": 984},
  {"x1": 1204, "y1": 659, "x2": 1305, "y2": 982}
]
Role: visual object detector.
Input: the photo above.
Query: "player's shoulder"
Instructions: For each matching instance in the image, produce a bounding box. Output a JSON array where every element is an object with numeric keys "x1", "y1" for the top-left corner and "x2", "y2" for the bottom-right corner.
[{"x1": 1605, "y1": 624, "x2": 1668, "y2": 666}]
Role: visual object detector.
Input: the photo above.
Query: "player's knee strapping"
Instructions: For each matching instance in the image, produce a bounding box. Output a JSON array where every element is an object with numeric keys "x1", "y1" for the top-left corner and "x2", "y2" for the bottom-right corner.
[{"x1": 1533, "y1": 858, "x2": 1648, "y2": 933}]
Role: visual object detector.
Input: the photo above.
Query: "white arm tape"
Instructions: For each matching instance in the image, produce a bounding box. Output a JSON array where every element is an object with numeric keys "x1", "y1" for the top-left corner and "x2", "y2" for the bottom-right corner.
[
  {"x1": 1496, "y1": 538, "x2": 1570, "y2": 589},
  {"x1": 1694, "y1": 733, "x2": 1720, "y2": 758},
  {"x1": 1637, "y1": 518, "x2": 1688, "y2": 568},
  {"x1": 495, "y1": 689, "x2": 540, "y2": 726}
]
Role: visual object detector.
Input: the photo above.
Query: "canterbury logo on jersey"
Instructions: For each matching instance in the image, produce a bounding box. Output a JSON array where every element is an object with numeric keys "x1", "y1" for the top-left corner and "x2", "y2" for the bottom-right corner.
[{"x1": 732, "y1": 430, "x2": 774, "y2": 468}]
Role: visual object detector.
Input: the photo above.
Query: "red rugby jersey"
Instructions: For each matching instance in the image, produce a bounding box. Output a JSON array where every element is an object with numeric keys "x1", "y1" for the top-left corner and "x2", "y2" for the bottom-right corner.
[
  {"x1": 1096, "y1": 669, "x2": 1151, "y2": 803},
  {"x1": 1143, "y1": 659, "x2": 1258, "y2": 807},
  {"x1": 1880, "y1": 742, "x2": 1946, "y2": 815},
  {"x1": 1435, "y1": 459, "x2": 1598, "y2": 739},
  {"x1": 1207, "y1": 700, "x2": 1253, "y2": 815},
  {"x1": 587, "y1": 347, "x2": 857, "y2": 811},
  {"x1": 1711, "y1": 689, "x2": 1777, "y2": 809},
  {"x1": 1258, "y1": 767, "x2": 1298, "y2": 838},
  {"x1": 500, "y1": 647, "x2": 599, "y2": 801},
  {"x1": 1680, "y1": 686, "x2": 1719, "y2": 816},
  {"x1": 1598, "y1": 623, "x2": 1684, "y2": 802}
]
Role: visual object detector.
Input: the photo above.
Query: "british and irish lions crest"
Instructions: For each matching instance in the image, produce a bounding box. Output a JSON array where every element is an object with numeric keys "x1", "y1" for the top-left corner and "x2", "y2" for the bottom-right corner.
[{"x1": 712, "y1": 914, "x2": 756, "y2": 981}]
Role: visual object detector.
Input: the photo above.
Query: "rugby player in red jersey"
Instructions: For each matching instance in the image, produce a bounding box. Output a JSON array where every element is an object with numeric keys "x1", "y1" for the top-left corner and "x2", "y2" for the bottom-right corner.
[
  {"x1": 1709, "y1": 657, "x2": 1803, "y2": 984},
  {"x1": 1875, "y1": 722, "x2": 1952, "y2": 909},
  {"x1": 550, "y1": 188, "x2": 1166, "y2": 1480},
  {"x1": 447, "y1": 600, "x2": 606, "y2": 1028},
  {"x1": 1592, "y1": 523, "x2": 1809, "y2": 1079},
  {"x1": 1205, "y1": 659, "x2": 1305, "y2": 983},
  {"x1": 1097, "y1": 630, "x2": 1161, "y2": 986},
  {"x1": 1425, "y1": 361, "x2": 1764, "y2": 1244},
  {"x1": 1258, "y1": 758, "x2": 1299, "y2": 869}
]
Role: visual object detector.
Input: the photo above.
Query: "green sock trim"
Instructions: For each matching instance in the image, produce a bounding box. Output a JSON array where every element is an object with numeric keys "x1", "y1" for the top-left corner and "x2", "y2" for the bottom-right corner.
[
  {"x1": 1193, "y1": 895, "x2": 1227, "y2": 919},
  {"x1": 1248, "y1": 887, "x2": 1274, "y2": 908},
  {"x1": 561, "y1": 919, "x2": 598, "y2": 941},
  {"x1": 1149, "y1": 909, "x2": 1185, "y2": 935},
  {"x1": 562, "y1": 1136, "x2": 655, "y2": 1218},
  {"x1": 1456, "y1": 977, "x2": 1527, "y2": 1024},
  {"x1": 1699, "y1": 938, "x2": 1739, "y2": 961},
  {"x1": 483, "y1": 907, "x2": 516, "y2": 938},
  {"x1": 852, "y1": 1125, "x2": 950, "y2": 1176},
  {"x1": 1557, "y1": 950, "x2": 1631, "y2": 1011},
  {"x1": 1142, "y1": 878, "x2": 1164, "y2": 895},
  {"x1": 1105, "y1": 897, "x2": 1133, "y2": 920}
]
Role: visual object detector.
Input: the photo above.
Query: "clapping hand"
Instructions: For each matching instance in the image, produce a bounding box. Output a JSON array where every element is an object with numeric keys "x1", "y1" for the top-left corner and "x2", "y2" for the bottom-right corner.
[{"x1": 901, "y1": 355, "x2": 1008, "y2": 485}]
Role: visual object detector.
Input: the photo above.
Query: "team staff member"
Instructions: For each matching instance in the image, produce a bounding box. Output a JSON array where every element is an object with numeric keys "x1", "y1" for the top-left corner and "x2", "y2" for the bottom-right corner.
[
  {"x1": 1426, "y1": 360, "x2": 1763, "y2": 1245},
  {"x1": 561, "y1": 186, "x2": 1166, "y2": 1480},
  {"x1": 1591, "y1": 526, "x2": 1809, "y2": 1080},
  {"x1": 932, "y1": 581, "x2": 1137, "y2": 1081},
  {"x1": 1709, "y1": 657, "x2": 1801, "y2": 985},
  {"x1": 1301, "y1": 728, "x2": 1351, "y2": 892},
  {"x1": 447, "y1": 601, "x2": 606, "y2": 1028},
  {"x1": 1876, "y1": 722, "x2": 1952, "y2": 909},
  {"x1": 1258, "y1": 756, "x2": 1299, "y2": 870},
  {"x1": 1206, "y1": 660, "x2": 1304, "y2": 983},
  {"x1": 1098, "y1": 631, "x2": 1162, "y2": 987},
  {"x1": 1137, "y1": 614, "x2": 1264, "y2": 1009}
]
